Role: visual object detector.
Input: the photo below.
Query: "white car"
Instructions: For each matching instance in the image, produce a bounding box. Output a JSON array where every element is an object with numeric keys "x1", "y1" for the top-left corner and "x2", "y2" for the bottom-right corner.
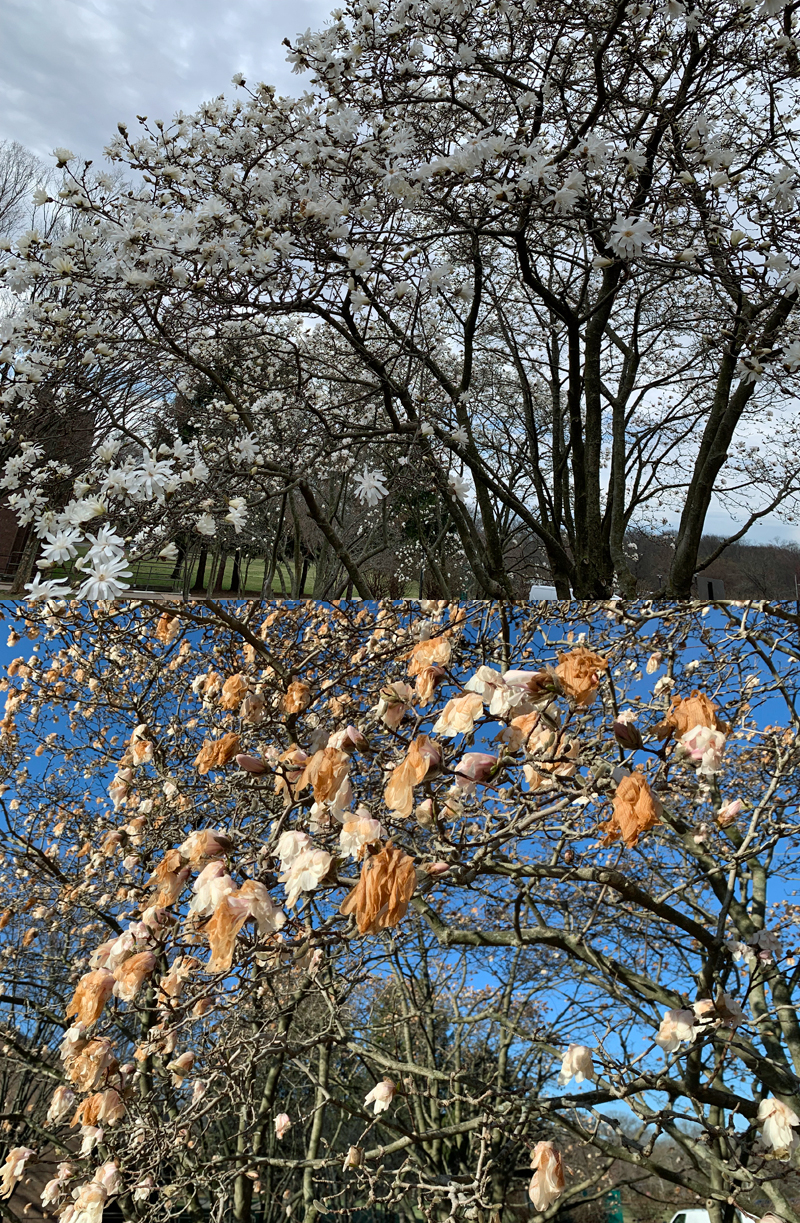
[{"x1": 668, "y1": 1209, "x2": 758, "y2": 1223}]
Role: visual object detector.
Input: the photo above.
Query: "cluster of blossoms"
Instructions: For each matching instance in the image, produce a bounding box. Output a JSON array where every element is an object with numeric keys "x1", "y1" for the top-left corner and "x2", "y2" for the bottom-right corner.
[{"x1": 0, "y1": 599, "x2": 795, "y2": 1223}]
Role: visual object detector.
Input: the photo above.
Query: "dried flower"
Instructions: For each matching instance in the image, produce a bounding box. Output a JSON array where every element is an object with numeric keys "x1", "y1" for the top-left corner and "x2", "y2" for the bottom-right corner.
[
  {"x1": 340, "y1": 844, "x2": 416, "y2": 935},
  {"x1": 219, "y1": 673, "x2": 247, "y2": 710},
  {"x1": 433, "y1": 691, "x2": 483, "y2": 737},
  {"x1": 113, "y1": 951, "x2": 156, "y2": 1001},
  {"x1": 283, "y1": 681, "x2": 312, "y2": 713},
  {"x1": 343, "y1": 1146, "x2": 362, "y2": 1169},
  {"x1": 193, "y1": 732, "x2": 241, "y2": 774},
  {"x1": 1, "y1": 1148, "x2": 36, "y2": 1199},
  {"x1": 655, "y1": 689, "x2": 727, "y2": 739},
  {"x1": 407, "y1": 635, "x2": 452, "y2": 674},
  {"x1": 601, "y1": 773, "x2": 662, "y2": 847},
  {"x1": 384, "y1": 735, "x2": 442, "y2": 816},
  {"x1": 528, "y1": 1141, "x2": 565, "y2": 1211},
  {"x1": 66, "y1": 969, "x2": 115, "y2": 1026},
  {"x1": 555, "y1": 647, "x2": 608, "y2": 706},
  {"x1": 296, "y1": 747, "x2": 350, "y2": 804}
]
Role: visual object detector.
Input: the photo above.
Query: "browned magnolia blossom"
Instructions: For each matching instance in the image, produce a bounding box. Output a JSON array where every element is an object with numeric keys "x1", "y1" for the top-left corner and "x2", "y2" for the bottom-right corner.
[
  {"x1": 296, "y1": 747, "x2": 350, "y2": 804},
  {"x1": 219, "y1": 673, "x2": 248, "y2": 710},
  {"x1": 555, "y1": 647, "x2": 608, "y2": 706},
  {"x1": 193, "y1": 732, "x2": 241, "y2": 775},
  {"x1": 655, "y1": 690, "x2": 728, "y2": 739},
  {"x1": 384, "y1": 735, "x2": 442, "y2": 817},
  {"x1": 66, "y1": 968, "x2": 115, "y2": 1025},
  {"x1": 113, "y1": 951, "x2": 157, "y2": 1001},
  {"x1": 414, "y1": 664, "x2": 447, "y2": 706},
  {"x1": 283, "y1": 681, "x2": 312, "y2": 713},
  {"x1": 274, "y1": 745, "x2": 310, "y2": 805},
  {"x1": 150, "y1": 849, "x2": 191, "y2": 906},
  {"x1": 64, "y1": 1038, "x2": 119, "y2": 1093},
  {"x1": 407, "y1": 635, "x2": 452, "y2": 676},
  {"x1": 602, "y1": 773, "x2": 663, "y2": 846},
  {"x1": 70, "y1": 1088, "x2": 125, "y2": 1128},
  {"x1": 205, "y1": 897, "x2": 249, "y2": 973},
  {"x1": 155, "y1": 613, "x2": 179, "y2": 646},
  {"x1": 340, "y1": 844, "x2": 417, "y2": 935}
]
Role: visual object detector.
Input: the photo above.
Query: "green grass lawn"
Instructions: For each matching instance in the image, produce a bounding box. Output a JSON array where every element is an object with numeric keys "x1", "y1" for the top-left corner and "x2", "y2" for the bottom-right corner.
[{"x1": 40, "y1": 551, "x2": 422, "y2": 598}]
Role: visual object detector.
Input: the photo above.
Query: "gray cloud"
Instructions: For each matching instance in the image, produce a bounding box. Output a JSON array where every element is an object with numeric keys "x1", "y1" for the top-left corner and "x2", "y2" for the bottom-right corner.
[{"x1": 0, "y1": 0, "x2": 332, "y2": 165}]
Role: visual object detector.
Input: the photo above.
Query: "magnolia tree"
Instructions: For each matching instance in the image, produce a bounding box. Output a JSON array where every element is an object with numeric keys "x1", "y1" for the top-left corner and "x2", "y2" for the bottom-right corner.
[
  {"x1": 0, "y1": 597, "x2": 799, "y2": 1223},
  {"x1": 3, "y1": 0, "x2": 800, "y2": 598}
]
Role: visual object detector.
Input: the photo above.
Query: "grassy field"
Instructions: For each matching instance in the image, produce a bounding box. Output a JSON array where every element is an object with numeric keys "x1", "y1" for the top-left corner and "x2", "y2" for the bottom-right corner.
[{"x1": 41, "y1": 552, "x2": 421, "y2": 598}]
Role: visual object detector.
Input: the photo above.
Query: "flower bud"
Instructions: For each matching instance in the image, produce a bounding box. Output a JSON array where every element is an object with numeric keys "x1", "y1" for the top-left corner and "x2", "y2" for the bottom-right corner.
[
  {"x1": 613, "y1": 720, "x2": 644, "y2": 751},
  {"x1": 343, "y1": 1146, "x2": 362, "y2": 1170}
]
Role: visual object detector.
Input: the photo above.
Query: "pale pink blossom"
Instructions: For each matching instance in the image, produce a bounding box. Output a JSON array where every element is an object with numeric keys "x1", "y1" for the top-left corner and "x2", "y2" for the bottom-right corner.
[
  {"x1": 717, "y1": 798, "x2": 742, "y2": 826},
  {"x1": 179, "y1": 828, "x2": 233, "y2": 862},
  {"x1": 274, "y1": 1113, "x2": 291, "y2": 1139},
  {"x1": 190, "y1": 863, "x2": 235, "y2": 916},
  {"x1": 453, "y1": 752, "x2": 498, "y2": 793},
  {"x1": 46, "y1": 1084, "x2": 76, "y2": 1124},
  {"x1": 167, "y1": 1051, "x2": 196, "y2": 1083},
  {"x1": 71, "y1": 1179, "x2": 107, "y2": 1223},
  {"x1": 528, "y1": 1141, "x2": 565, "y2": 1211},
  {"x1": 654, "y1": 1008, "x2": 696, "y2": 1052},
  {"x1": 339, "y1": 817, "x2": 385, "y2": 860},
  {"x1": 1, "y1": 1148, "x2": 36, "y2": 1199},
  {"x1": 364, "y1": 1078, "x2": 396, "y2": 1114},
  {"x1": 276, "y1": 830, "x2": 313, "y2": 871},
  {"x1": 92, "y1": 1164, "x2": 121, "y2": 1195},
  {"x1": 679, "y1": 725, "x2": 726, "y2": 775}
]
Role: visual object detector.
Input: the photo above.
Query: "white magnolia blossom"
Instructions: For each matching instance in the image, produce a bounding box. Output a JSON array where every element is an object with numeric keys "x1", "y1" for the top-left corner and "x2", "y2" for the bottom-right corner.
[
  {"x1": 75, "y1": 555, "x2": 134, "y2": 601},
  {"x1": 558, "y1": 1044, "x2": 595, "y2": 1087},
  {"x1": 353, "y1": 466, "x2": 389, "y2": 506},
  {"x1": 608, "y1": 214, "x2": 654, "y2": 257},
  {"x1": 447, "y1": 471, "x2": 471, "y2": 503},
  {"x1": 758, "y1": 1097, "x2": 800, "y2": 1156}
]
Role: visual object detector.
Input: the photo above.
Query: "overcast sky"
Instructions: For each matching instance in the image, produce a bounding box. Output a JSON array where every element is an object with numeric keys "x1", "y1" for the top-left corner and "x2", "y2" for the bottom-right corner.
[{"x1": 0, "y1": 0, "x2": 332, "y2": 164}]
